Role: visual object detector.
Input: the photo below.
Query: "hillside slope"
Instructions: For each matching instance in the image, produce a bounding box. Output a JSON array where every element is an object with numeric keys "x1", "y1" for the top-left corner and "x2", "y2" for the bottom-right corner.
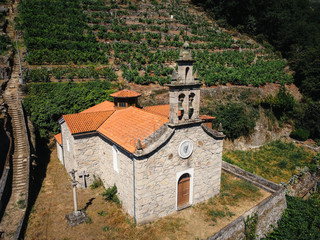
[{"x1": 16, "y1": 0, "x2": 293, "y2": 88}]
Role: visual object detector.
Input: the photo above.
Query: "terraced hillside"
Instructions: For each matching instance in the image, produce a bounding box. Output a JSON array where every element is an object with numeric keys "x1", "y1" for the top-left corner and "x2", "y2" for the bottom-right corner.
[{"x1": 16, "y1": 0, "x2": 293, "y2": 87}]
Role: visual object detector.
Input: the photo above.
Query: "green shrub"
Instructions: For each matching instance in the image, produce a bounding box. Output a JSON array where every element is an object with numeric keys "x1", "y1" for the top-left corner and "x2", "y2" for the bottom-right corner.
[
  {"x1": 102, "y1": 185, "x2": 120, "y2": 205},
  {"x1": 213, "y1": 103, "x2": 256, "y2": 140},
  {"x1": 90, "y1": 176, "x2": 103, "y2": 189},
  {"x1": 17, "y1": 199, "x2": 26, "y2": 209},
  {"x1": 102, "y1": 225, "x2": 110, "y2": 231},
  {"x1": 295, "y1": 101, "x2": 320, "y2": 140},
  {"x1": 277, "y1": 160, "x2": 288, "y2": 169},
  {"x1": 85, "y1": 217, "x2": 92, "y2": 224},
  {"x1": 0, "y1": 34, "x2": 11, "y2": 54},
  {"x1": 98, "y1": 211, "x2": 107, "y2": 216},
  {"x1": 261, "y1": 87, "x2": 296, "y2": 120},
  {"x1": 290, "y1": 128, "x2": 310, "y2": 141},
  {"x1": 23, "y1": 81, "x2": 114, "y2": 138},
  {"x1": 208, "y1": 209, "x2": 226, "y2": 223},
  {"x1": 265, "y1": 195, "x2": 320, "y2": 239}
]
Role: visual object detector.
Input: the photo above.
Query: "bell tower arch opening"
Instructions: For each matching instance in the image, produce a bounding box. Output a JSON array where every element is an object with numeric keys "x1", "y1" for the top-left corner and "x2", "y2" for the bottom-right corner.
[{"x1": 185, "y1": 67, "x2": 190, "y2": 83}]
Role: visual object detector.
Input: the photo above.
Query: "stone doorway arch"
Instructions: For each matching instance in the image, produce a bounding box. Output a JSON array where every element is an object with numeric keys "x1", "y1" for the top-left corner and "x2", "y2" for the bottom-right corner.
[
  {"x1": 176, "y1": 168, "x2": 194, "y2": 210},
  {"x1": 177, "y1": 173, "x2": 190, "y2": 208}
]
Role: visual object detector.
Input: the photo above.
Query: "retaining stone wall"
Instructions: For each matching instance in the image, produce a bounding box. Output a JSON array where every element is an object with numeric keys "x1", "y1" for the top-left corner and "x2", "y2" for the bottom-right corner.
[{"x1": 209, "y1": 162, "x2": 287, "y2": 240}]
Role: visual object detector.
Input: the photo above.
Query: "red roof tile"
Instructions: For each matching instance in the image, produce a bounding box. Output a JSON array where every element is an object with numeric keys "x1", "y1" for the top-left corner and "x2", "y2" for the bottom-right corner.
[
  {"x1": 143, "y1": 104, "x2": 171, "y2": 117},
  {"x1": 110, "y1": 90, "x2": 141, "y2": 98},
  {"x1": 200, "y1": 115, "x2": 216, "y2": 120},
  {"x1": 81, "y1": 100, "x2": 114, "y2": 113},
  {"x1": 98, "y1": 107, "x2": 168, "y2": 153},
  {"x1": 61, "y1": 99, "x2": 215, "y2": 153},
  {"x1": 63, "y1": 111, "x2": 114, "y2": 134},
  {"x1": 54, "y1": 133, "x2": 62, "y2": 145}
]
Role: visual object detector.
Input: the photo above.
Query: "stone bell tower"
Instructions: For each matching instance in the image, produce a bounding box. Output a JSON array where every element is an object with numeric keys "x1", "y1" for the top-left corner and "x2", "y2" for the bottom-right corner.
[{"x1": 167, "y1": 42, "x2": 202, "y2": 125}]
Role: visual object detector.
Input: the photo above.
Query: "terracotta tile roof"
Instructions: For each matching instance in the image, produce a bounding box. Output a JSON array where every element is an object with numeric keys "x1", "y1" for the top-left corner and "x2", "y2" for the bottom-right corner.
[
  {"x1": 61, "y1": 100, "x2": 215, "y2": 153},
  {"x1": 110, "y1": 89, "x2": 141, "y2": 98},
  {"x1": 54, "y1": 133, "x2": 62, "y2": 145},
  {"x1": 63, "y1": 111, "x2": 114, "y2": 134},
  {"x1": 143, "y1": 104, "x2": 171, "y2": 117},
  {"x1": 98, "y1": 107, "x2": 168, "y2": 153},
  {"x1": 200, "y1": 115, "x2": 216, "y2": 120},
  {"x1": 81, "y1": 100, "x2": 114, "y2": 113}
]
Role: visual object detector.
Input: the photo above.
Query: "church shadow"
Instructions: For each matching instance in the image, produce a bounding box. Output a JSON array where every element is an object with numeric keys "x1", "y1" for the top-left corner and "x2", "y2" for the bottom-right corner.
[
  {"x1": 81, "y1": 197, "x2": 95, "y2": 211},
  {"x1": 21, "y1": 133, "x2": 51, "y2": 237}
]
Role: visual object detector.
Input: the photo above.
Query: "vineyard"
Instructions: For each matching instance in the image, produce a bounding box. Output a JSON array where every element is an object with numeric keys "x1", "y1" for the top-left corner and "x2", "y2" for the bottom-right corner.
[{"x1": 16, "y1": 0, "x2": 293, "y2": 86}]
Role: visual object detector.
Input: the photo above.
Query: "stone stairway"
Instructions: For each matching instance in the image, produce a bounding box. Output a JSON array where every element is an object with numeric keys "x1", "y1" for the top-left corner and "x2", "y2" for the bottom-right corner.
[{"x1": 0, "y1": 45, "x2": 29, "y2": 240}]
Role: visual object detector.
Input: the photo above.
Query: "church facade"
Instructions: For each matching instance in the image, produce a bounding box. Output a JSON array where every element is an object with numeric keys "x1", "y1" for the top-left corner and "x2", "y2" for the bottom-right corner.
[{"x1": 55, "y1": 43, "x2": 224, "y2": 224}]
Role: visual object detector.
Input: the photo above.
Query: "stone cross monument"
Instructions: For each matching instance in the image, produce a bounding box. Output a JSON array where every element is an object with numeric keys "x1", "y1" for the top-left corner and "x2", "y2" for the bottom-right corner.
[
  {"x1": 65, "y1": 169, "x2": 88, "y2": 226},
  {"x1": 78, "y1": 170, "x2": 89, "y2": 189}
]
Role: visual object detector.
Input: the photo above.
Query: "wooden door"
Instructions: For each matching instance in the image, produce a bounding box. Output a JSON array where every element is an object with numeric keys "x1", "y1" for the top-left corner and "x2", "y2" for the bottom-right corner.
[{"x1": 178, "y1": 174, "x2": 190, "y2": 208}]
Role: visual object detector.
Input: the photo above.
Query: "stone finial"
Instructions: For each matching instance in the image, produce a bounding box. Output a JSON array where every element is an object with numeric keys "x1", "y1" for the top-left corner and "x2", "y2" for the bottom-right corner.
[
  {"x1": 171, "y1": 69, "x2": 178, "y2": 82},
  {"x1": 136, "y1": 139, "x2": 143, "y2": 150},
  {"x1": 218, "y1": 123, "x2": 223, "y2": 132},
  {"x1": 179, "y1": 41, "x2": 192, "y2": 60},
  {"x1": 183, "y1": 41, "x2": 190, "y2": 49},
  {"x1": 193, "y1": 70, "x2": 199, "y2": 80}
]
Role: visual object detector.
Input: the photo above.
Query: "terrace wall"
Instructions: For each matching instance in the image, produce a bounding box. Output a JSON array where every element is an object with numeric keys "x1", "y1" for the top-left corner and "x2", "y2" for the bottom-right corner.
[{"x1": 209, "y1": 161, "x2": 287, "y2": 240}]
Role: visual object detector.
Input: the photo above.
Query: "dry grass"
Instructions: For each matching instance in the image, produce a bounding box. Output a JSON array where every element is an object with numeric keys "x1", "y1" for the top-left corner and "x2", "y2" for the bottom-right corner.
[{"x1": 25, "y1": 147, "x2": 270, "y2": 240}]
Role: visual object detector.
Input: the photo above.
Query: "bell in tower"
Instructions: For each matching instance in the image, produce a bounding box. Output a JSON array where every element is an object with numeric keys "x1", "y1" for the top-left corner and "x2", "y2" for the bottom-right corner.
[{"x1": 167, "y1": 42, "x2": 202, "y2": 125}]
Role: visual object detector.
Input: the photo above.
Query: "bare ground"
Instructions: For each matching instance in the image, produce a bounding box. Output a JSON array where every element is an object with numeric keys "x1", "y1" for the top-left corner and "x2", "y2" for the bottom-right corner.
[{"x1": 25, "y1": 145, "x2": 270, "y2": 240}]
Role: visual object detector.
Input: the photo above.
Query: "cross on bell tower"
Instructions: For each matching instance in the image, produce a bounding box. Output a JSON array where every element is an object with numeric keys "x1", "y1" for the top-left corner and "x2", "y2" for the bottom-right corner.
[{"x1": 167, "y1": 42, "x2": 202, "y2": 125}]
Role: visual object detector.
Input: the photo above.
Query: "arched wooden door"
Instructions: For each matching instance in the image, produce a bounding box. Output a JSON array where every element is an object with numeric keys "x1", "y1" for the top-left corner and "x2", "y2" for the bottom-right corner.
[{"x1": 177, "y1": 173, "x2": 190, "y2": 208}]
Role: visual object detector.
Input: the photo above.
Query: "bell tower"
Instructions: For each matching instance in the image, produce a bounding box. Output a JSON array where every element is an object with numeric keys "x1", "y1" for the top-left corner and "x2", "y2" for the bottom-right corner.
[{"x1": 167, "y1": 42, "x2": 202, "y2": 125}]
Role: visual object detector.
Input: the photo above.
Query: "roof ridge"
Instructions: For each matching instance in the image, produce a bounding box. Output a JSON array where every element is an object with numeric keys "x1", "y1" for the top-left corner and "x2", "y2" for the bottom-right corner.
[
  {"x1": 63, "y1": 110, "x2": 115, "y2": 135},
  {"x1": 64, "y1": 110, "x2": 114, "y2": 117},
  {"x1": 96, "y1": 111, "x2": 115, "y2": 130}
]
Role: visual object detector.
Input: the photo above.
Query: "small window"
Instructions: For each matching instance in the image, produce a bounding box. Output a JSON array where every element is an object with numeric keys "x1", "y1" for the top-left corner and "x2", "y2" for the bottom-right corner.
[
  {"x1": 112, "y1": 145, "x2": 119, "y2": 172},
  {"x1": 119, "y1": 102, "x2": 126, "y2": 107},
  {"x1": 185, "y1": 67, "x2": 189, "y2": 82},
  {"x1": 66, "y1": 139, "x2": 70, "y2": 152}
]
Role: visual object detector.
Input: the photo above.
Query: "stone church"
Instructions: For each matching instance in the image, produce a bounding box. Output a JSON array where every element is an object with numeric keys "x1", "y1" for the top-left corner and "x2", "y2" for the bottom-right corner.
[{"x1": 55, "y1": 43, "x2": 224, "y2": 224}]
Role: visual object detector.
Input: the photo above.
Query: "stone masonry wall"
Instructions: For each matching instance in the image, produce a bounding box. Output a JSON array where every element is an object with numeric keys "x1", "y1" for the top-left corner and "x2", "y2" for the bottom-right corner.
[
  {"x1": 62, "y1": 129, "x2": 135, "y2": 217},
  {"x1": 61, "y1": 122, "x2": 78, "y2": 173},
  {"x1": 134, "y1": 124, "x2": 223, "y2": 224},
  {"x1": 60, "y1": 122, "x2": 222, "y2": 222},
  {"x1": 96, "y1": 137, "x2": 134, "y2": 216},
  {"x1": 209, "y1": 162, "x2": 287, "y2": 240},
  {"x1": 73, "y1": 133, "x2": 101, "y2": 183}
]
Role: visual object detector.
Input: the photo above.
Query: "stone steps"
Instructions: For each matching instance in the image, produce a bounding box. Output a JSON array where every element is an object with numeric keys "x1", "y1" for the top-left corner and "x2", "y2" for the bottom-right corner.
[{"x1": 0, "y1": 3, "x2": 31, "y2": 237}]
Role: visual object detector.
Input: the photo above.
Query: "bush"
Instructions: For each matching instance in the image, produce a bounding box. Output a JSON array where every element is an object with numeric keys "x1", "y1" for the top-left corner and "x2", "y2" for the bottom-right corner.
[
  {"x1": 265, "y1": 194, "x2": 320, "y2": 239},
  {"x1": 23, "y1": 81, "x2": 114, "y2": 138},
  {"x1": 294, "y1": 100, "x2": 320, "y2": 140},
  {"x1": 102, "y1": 185, "x2": 120, "y2": 205},
  {"x1": 213, "y1": 103, "x2": 256, "y2": 140},
  {"x1": 90, "y1": 176, "x2": 103, "y2": 189},
  {"x1": 290, "y1": 128, "x2": 310, "y2": 141},
  {"x1": 261, "y1": 87, "x2": 296, "y2": 120}
]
